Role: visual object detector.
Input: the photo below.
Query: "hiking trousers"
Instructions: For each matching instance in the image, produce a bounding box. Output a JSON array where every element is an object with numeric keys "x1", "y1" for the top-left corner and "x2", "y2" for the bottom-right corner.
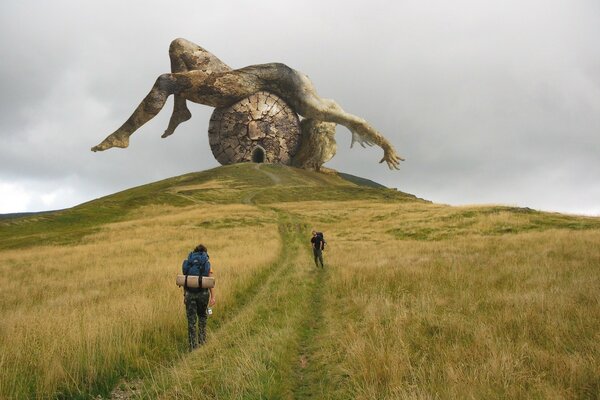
[
  {"x1": 184, "y1": 289, "x2": 210, "y2": 350},
  {"x1": 313, "y1": 247, "x2": 324, "y2": 268}
]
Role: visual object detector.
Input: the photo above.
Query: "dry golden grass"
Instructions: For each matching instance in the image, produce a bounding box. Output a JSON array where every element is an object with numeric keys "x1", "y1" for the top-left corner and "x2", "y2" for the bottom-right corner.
[
  {"x1": 274, "y1": 200, "x2": 600, "y2": 399},
  {"x1": 2, "y1": 184, "x2": 599, "y2": 399},
  {"x1": 0, "y1": 203, "x2": 280, "y2": 398}
]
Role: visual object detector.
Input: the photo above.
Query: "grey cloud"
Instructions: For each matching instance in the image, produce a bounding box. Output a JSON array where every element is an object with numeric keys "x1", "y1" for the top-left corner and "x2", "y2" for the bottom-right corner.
[{"x1": 0, "y1": 0, "x2": 599, "y2": 214}]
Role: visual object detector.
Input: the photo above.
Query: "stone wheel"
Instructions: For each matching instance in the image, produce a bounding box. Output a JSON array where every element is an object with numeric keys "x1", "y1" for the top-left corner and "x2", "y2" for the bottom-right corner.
[{"x1": 208, "y1": 91, "x2": 301, "y2": 165}]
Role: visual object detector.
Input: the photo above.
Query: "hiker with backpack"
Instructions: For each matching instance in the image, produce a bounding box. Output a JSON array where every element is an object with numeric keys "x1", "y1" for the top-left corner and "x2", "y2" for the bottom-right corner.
[
  {"x1": 182, "y1": 244, "x2": 215, "y2": 350},
  {"x1": 311, "y1": 230, "x2": 326, "y2": 268}
]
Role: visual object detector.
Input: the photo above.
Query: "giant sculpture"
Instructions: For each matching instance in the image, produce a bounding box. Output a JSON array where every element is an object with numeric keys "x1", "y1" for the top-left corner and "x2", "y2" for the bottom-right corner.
[{"x1": 91, "y1": 38, "x2": 403, "y2": 170}]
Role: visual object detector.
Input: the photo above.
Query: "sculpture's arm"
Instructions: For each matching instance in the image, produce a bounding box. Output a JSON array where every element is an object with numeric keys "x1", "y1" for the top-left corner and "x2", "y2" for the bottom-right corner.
[
  {"x1": 263, "y1": 67, "x2": 404, "y2": 170},
  {"x1": 296, "y1": 94, "x2": 404, "y2": 170},
  {"x1": 347, "y1": 119, "x2": 404, "y2": 170}
]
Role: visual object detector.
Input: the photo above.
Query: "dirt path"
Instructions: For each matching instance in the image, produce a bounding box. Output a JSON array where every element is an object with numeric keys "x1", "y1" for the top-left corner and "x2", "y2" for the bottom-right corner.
[
  {"x1": 289, "y1": 252, "x2": 328, "y2": 399},
  {"x1": 246, "y1": 164, "x2": 328, "y2": 397},
  {"x1": 241, "y1": 163, "x2": 282, "y2": 204},
  {"x1": 254, "y1": 163, "x2": 283, "y2": 185}
]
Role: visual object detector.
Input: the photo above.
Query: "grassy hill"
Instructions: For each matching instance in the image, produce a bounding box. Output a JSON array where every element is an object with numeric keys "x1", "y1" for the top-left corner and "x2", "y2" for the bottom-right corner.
[{"x1": 1, "y1": 163, "x2": 599, "y2": 399}]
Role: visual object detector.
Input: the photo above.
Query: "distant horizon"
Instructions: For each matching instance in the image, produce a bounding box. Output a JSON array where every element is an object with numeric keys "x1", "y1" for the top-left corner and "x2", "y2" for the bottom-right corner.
[{"x1": 1, "y1": 164, "x2": 598, "y2": 218}]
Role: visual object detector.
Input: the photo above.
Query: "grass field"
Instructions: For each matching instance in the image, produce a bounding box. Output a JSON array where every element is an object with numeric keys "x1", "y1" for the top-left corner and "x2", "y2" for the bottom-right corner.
[{"x1": 1, "y1": 163, "x2": 599, "y2": 399}]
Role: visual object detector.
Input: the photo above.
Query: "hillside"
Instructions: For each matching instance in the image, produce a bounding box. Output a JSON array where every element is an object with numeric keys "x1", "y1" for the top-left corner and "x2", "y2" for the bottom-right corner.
[
  {"x1": 0, "y1": 164, "x2": 416, "y2": 250},
  {"x1": 1, "y1": 163, "x2": 599, "y2": 399}
]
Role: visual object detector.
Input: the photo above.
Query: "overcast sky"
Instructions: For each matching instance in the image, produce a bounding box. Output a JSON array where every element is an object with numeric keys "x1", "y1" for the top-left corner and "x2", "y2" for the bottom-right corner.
[{"x1": 1, "y1": 0, "x2": 599, "y2": 215}]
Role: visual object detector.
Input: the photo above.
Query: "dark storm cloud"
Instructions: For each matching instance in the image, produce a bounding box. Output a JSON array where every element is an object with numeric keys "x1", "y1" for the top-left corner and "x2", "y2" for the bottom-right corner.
[{"x1": 0, "y1": 0, "x2": 599, "y2": 214}]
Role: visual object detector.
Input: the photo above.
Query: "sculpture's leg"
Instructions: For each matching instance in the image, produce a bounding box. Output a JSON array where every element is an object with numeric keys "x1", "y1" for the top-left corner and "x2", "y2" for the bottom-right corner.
[
  {"x1": 163, "y1": 39, "x2": 232, "y2": 138},
  {"x1": 288, "y1": 72, "x2": 404, "y2": 170},
  {"x1": 91, "y1": 73, "x2": 186, "y2": 152},
  {"x1": 162, "y1": 96, "x2": 192, "y2": 138}
]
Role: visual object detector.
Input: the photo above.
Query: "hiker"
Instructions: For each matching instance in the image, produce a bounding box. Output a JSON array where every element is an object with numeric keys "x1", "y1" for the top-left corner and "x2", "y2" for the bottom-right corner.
[
  {"x1": 182, "y1": 244, "x2": 215, "y2": 350},
  {"x1": 311, "y1": 230, "x2": 326, "y2": 268}
]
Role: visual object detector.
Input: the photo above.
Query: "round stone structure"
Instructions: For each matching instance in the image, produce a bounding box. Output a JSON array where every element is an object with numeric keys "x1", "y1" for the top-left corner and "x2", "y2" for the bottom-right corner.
[{"x1": 208, "y1": 91, "x2": 301, "y2": 165}]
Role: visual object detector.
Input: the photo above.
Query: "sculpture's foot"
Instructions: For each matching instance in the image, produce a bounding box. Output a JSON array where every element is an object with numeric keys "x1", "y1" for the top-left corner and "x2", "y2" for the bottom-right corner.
[
  {"x1": 91, "y1": 132, "x2": 130, "y2": 152},
  {"x1": 162, "y1": 108, "x2": 192, "y2": 138}
]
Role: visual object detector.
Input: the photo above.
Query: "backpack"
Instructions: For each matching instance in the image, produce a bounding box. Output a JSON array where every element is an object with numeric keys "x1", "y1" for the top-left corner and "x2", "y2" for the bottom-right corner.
[
  {"x1": 183, "y1": 252, "x2": 210, "y2": 276},
  {"x1": 316, "y1": 232, "x2": 326, "y2": 250},
  {"x1": 182, "y1": 252, "x2": 210, "y2": 291}
]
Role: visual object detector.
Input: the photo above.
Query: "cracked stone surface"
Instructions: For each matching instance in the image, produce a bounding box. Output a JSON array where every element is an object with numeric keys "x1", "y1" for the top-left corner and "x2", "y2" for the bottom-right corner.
[{"x1": 208, "y1": 91, "x2": 301, "y2": 165}]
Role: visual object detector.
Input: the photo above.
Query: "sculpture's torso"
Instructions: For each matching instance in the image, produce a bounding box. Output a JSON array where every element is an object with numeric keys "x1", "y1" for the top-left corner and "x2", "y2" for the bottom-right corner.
[{"x1": 181, "y1": 63, "x2": 304, "y2": 111}]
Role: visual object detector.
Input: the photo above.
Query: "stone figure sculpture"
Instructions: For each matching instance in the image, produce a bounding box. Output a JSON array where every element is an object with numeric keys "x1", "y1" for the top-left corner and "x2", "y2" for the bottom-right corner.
[{"x1": 91, "y1": 38, "x2": 403, "y2": 170}]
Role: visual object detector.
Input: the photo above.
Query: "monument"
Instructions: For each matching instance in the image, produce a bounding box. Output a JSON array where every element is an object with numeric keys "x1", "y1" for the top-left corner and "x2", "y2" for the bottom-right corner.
[{"x1": 92, "y1": 38, "x2": 403, "y2": 171}]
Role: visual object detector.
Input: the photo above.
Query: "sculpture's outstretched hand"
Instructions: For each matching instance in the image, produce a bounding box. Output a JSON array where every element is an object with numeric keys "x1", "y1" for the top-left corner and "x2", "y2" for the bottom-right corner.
[
  {"x1": 379, "y1": 143, "x2": 404, "y2": 170},
  {"x1": 349, "y1": 126, "x2": 404, "y2": 170}
]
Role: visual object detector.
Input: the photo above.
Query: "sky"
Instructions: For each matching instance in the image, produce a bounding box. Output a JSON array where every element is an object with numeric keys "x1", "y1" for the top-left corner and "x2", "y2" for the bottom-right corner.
[{"x1": 1, "y1": 0, "x2": 599, "y2": 215}]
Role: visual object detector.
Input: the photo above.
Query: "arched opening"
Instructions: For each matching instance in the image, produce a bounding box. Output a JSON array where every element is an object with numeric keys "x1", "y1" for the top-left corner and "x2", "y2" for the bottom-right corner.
[{"x1": 251, "y1": 146, "x2": 266, "y2": 163}]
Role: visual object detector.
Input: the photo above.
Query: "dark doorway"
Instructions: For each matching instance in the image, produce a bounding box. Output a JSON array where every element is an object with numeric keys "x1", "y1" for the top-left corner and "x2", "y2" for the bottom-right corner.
[{"x1": 252, "y1": 146, "x2": 265, "y2": 163}]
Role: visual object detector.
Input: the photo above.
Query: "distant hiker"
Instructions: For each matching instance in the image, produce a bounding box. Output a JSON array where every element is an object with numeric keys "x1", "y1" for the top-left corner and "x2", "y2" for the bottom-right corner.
[
  {"x1": 182, "y1": 244, "x2": 215, "y2": 350},
  {"x1": 311, "y1": 230, "x2": 326, "y2": 268}
]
